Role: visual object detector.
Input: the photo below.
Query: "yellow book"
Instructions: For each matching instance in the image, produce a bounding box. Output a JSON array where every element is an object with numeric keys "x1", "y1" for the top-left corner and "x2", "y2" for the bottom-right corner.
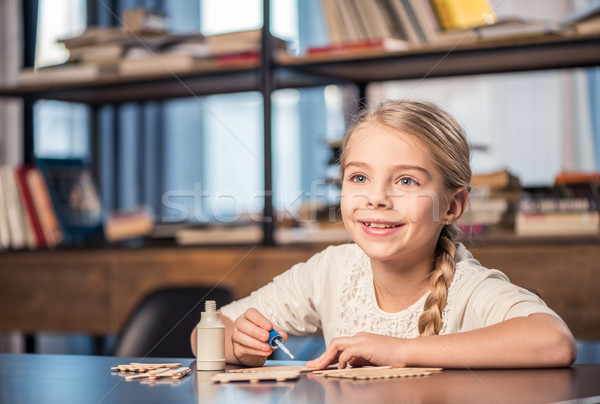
[{"x1": 431, "y1": 0, "x2": 497, "y2": 30}]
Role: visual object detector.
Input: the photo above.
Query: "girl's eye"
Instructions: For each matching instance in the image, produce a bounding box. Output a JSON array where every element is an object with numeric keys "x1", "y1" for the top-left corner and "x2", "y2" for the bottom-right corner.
[
  {"x1": 399, "y1": 177, "x2": 417, "y2": 186},
  {"x1": 350, "y1": 174, "x2": 368, "y2": 183}
]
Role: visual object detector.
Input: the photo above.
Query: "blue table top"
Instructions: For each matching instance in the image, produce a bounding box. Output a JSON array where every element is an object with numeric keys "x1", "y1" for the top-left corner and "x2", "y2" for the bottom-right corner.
[{"x1": 1, "y1": 353, "x2": 600, "y2": 404}]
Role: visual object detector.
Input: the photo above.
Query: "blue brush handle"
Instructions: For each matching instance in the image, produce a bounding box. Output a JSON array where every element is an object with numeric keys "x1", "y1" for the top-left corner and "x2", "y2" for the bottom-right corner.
[{"x1": 268, "y1": 329, "x2": 283, "y2": 349}]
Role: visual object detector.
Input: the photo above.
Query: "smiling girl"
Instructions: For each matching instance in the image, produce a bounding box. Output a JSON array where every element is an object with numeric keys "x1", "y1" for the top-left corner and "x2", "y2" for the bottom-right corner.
[{"x1": 191, "y1": 100, "x2": 576, "y2": 369}]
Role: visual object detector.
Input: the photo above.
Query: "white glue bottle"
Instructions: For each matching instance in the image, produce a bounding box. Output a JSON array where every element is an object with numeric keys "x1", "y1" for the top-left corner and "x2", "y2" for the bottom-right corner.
[{"x1": 196, "y1": 300, "x2": 225, "y2": 371}]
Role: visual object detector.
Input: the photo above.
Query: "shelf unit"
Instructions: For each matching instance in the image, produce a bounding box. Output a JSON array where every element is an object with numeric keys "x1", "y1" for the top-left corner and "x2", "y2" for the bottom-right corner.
[
  {"x1": 2, "y1": 31, "x2": 600, "y2": 245},
  {"x1": 4, "y1": 33, "x2": 600, "y2": 102},
  {"x1": 1, "y1": 5, "x2": 600, "y2": 342}
]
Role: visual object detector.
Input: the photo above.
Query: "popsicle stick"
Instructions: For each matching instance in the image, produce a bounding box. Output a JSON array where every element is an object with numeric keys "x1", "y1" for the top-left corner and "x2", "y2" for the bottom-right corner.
[
  {"x1": 211, "y1": 370, "x2": 301, "y2": 383},
  {"x1": 312, "y1": 365, "x2": 392, "y2": 375},
  {"x1": 125, "y1": 367, "x2": 170, "y2": 381},
  {"x1": 316, "y1": 367, "x2": 442, "y2": 380},
  {"x1": 229, "y1": 365, "x2": 317, "y2": 374},
  {"x1": 111, "y1": 363, "x2": 182, "y2": 373}
]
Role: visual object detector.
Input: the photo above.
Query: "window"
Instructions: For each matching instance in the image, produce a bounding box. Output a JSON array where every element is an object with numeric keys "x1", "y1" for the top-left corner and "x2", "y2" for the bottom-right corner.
[{"x1": 33, "y1": 0, "x2": 88, "y2": 160}]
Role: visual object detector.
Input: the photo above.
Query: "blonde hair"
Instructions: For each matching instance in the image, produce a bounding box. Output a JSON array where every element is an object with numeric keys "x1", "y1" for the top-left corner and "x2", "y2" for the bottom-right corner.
[{"x1": 340, "y1": 100, "x2": 471, "y2": 336}]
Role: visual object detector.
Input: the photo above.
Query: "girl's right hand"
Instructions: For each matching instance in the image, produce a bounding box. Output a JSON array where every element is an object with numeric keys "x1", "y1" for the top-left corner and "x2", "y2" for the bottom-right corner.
[{"x1": 231, "y1": 308, "x2": 288, "y2": 367}]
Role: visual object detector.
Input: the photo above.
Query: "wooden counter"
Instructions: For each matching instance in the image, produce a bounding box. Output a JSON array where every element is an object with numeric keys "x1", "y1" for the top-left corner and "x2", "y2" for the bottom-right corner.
[{"x1": 1, "y1": 237, "x2": 599, "y2": 339}]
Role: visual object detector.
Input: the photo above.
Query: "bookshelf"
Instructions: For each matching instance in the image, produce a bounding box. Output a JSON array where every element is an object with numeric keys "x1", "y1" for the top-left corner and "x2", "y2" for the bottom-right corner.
[
  {"x1": 0, "y1": 2, "x2": 599, "y2": 341},
  {"x1": 2, "y1": 33, "x2": 600, "y2": 102}
]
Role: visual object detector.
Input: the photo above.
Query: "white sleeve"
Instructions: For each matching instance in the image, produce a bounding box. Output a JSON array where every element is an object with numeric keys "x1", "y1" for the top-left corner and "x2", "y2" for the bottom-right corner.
[
  {"x1": 461, "y1": 269, "x2": 561, "y2": 329},
  {"x1": 220, "y1": 245, "x2": 341, "y2": 335}
]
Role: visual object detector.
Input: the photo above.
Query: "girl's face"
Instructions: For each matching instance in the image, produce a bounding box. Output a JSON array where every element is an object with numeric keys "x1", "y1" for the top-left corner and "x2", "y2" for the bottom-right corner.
[{"x1": 340, "y1": 124, "x2": 452, "y2": 265}]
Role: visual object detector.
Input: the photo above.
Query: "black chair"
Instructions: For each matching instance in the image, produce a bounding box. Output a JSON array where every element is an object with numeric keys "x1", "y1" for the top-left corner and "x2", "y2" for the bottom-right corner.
[{"x1": 113, "y1": 285, "x2": 233, "y2": 358}]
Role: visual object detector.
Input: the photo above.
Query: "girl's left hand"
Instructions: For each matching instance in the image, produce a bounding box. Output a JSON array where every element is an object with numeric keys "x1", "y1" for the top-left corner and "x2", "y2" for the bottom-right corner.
[{"x1": 307, "y1": 332, "x2": 408, "y2": 369}]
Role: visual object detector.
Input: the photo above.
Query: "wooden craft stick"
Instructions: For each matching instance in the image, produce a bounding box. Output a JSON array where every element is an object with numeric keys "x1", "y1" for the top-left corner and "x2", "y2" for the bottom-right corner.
[
  {"x1": 148, "y1": 367, "x2": 191, "y2": 380},
  {"x1": 125, "y1": 367, "x2": 170, "y2": 381},
  {"x1": 312, "y1": 365, "x2": 392, "y2": 375},
  {"x1": 316, "y1": 367, "x2": 443, "y2": 380},
  {"x1": 211, "y1": 370, "x2": 301, "y2": 384},
  {"x1": 129, "y1": 362, "x2": 182, "y2": 368},
  {"x1": 111, "y1": 363, "x2": 183, "y2": 373},
  {"x1": 229, "y1": 365, "x2": 318, "y2": 374}
]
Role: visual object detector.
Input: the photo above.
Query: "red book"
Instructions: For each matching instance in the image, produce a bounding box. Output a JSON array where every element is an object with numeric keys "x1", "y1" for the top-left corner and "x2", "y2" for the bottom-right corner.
[
  {"x1": 306, "y1": 38, "x2": 411, "y2": 56},
  {"x1": 216, "y1": 51, "x2": 260, "y2": 66},
  {"x1": 554, "y1": 171, "x2": 600, "y2": 185},
  {"x1": 25, "y1": 167, "x2": 63, "y2": 247},
  {"x1": 15, "y1": 164, "x2": 46, "y2": 248}
]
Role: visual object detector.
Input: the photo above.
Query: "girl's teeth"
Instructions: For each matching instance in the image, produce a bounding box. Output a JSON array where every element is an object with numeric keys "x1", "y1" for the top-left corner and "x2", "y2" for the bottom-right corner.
[{"x1": 365, "y1": 222, "x2": 396, "y2": 229}]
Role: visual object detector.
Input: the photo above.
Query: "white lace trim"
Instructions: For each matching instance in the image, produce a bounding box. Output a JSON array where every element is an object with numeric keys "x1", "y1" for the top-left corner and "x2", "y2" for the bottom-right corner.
[
  {"x1": 337, "y1": 248, "x2": 422, "y2": 339},
  {"x1": 336, "y1": 244, "x2": 467, "y2": 338}
]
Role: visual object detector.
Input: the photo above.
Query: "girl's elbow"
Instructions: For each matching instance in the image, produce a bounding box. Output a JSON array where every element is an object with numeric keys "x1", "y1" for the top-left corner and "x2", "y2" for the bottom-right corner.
[
  {"x1": 556, "y1": 335, "x2": 577, "y2": 367},
  {"x1": 547, "y1": 328, "x2": 577, "y2": 367}
]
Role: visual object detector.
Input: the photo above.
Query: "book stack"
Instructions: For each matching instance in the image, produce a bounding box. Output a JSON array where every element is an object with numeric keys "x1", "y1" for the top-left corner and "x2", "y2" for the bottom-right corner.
[
  {"x1": 311, "y1": 0, "x2": 588, "y2": 57},
  {"x1": 515, "y1": 172, "x2": 600, "y2": 237},
  {"x1": 313, "y1": 0, "x2": 496, "y2": 55},
  {"x1": 563, "y1": 2, "x2": 600, "y2": 36},
  {"x1": 18, "y1": 8, "x2": 289, "y2": 85},
  {"x1": 103, "y1": 205, "x2": 155, "y2": 242},
  {"x1": 175, "y1": 224, "x2": 263, "y2": 246},
  {"x1": 0, "y1": 165, "x2": 63, "y2": 250},
  {"x1": 458, "y1": 169, "x2": 520, "y2": 234},
  {"x1": 119, "y1": 29, "x2": 288, "y2": 76}
]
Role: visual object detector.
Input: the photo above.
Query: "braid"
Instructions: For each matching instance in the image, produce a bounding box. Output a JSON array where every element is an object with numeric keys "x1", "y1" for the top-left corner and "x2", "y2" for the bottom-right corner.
[{"x1": 418, "y1": 225, "x2": 458, "y2": 336}]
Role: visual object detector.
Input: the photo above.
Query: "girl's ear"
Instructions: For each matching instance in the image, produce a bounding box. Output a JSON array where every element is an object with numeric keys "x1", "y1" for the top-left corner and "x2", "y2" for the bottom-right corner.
[{"x1": 445, "y1": 187, "x2": 469, "y2": 224}]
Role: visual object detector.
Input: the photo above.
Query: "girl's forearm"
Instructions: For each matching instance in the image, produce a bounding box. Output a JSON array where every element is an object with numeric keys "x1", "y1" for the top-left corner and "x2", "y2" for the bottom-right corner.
[{"x1": 404, "y1": 313, "x2": 576, "y2": 368}]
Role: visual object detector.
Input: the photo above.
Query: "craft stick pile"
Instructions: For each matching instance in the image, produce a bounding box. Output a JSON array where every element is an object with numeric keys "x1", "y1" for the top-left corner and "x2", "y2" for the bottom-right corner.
[
  {"x1": 110, "y1": 363, "x2": 441, "y2": 384},
  {"x1": 111, "y1": 362, "x2": 191, "y2": 381},
  {"x1": 210, "y1": 365, "x2": 442, "y2": 383}
]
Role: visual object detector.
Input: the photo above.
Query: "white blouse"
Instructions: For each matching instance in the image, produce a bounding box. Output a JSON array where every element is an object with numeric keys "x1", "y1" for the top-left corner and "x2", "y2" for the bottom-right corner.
[{"x1": 220, "y1": 243, "x2": 559, "y2": 346}]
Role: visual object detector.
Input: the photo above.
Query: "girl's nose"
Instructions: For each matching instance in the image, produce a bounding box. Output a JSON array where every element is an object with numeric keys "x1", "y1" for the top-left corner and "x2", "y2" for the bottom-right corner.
[{"x1": 366, "y1": 183, "x2": 392, "y2": 209}]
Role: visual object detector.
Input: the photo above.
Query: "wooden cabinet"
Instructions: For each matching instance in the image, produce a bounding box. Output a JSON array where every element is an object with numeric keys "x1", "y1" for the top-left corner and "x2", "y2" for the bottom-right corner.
[{"x1": 0, "y1": 235, "x2": 599, "y2": 338}]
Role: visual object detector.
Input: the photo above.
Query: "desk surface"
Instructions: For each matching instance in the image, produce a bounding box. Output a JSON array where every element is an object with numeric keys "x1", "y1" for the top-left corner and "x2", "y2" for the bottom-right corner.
[{"x1": 1, "y1": 354, "x2": 599, "y2": 404}]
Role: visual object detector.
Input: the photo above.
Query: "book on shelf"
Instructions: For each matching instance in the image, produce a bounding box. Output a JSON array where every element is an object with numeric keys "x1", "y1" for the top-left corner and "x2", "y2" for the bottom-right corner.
[
  {"x1": 25, "y1": 167, "x2": 63, "y2": 247},
  {"x1": 470, "y1": 168, "x2": 521, "y2": 192},
  {"x1": 563, "y1": 2, "x2": 600, "y2": 36},
  {"x1": 460, "y1": 169, "x2": 521, "y2": 232},
  {"x1": 553, "y1": 171, "x2": 600, "y2": 186},
  {"x1": 275, "y1": 224, "x2": 352, "y2": 245},
  {"x1": 175, "y1": 224, "x2": 262, "y2": 245},
  {"x1": 121, "y1": 7, "x2": 168, "y2": 35},
  {"x1": 0, "y1": 164, "x2": 66, "y2": 250},
  {"x1": 15, "y1": 165, "x2": 47, "y2": 248},
  {"x1": 58, "y1": 26, "x2": 127, "y2": 49},
  {"x1": 472, "y1": 17, "x2": 566, "y2": 41},
  {"x1": 67, "y1": 42, "x2": 126, "y2": 65},
  {"x1": 0, "y1": 169, "x2": 10, "y2": 250},
  {"x1": 387, "y1": 0, "x2": 425, "y2": 44},
  {"x1": 36, "y1": 158, "x2": 104, "y2": 245},
  {"x1": 351, "y1": 0, "x2": 393, "y2": 40},
  {"x1": 430, "y1": 0, "x2": 497, "y2": 31},
  {"x1": 515, "y1": 211, "x2": 599, "y2": 237},
  {"x1": 320, "y1": 0, "x2": 346, "y2": 43},
  {"x1": 0, "y1": 166, "x2": 28, "y2": 249},
  {"x1": 104, "y1": 205, "x2": 154, "y2": 242},
  {"x1": 318, "y1": 0, "x2": 411, "y2": 44},
  {"x1": 119, "y1": 29, "x2": 287, "y2": 75},
  {"x1": 317, "y1": 0, "x2": 478, "y2": 51},
  {"x1": 118, "y1": 53, "x2": 214, "y2": 76},
  {"x1": 203, "y1": 29, "x2": 288, "y2": 57},
  {"x1": 515, "y1": 184, "x2": 599, "y2": 237},
  {"x1": 306, "y1": 37, "x2": 412, "y2": 56},
  {"x1": 18, "y1": 63, "x2": 118, "y2": 86}
]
